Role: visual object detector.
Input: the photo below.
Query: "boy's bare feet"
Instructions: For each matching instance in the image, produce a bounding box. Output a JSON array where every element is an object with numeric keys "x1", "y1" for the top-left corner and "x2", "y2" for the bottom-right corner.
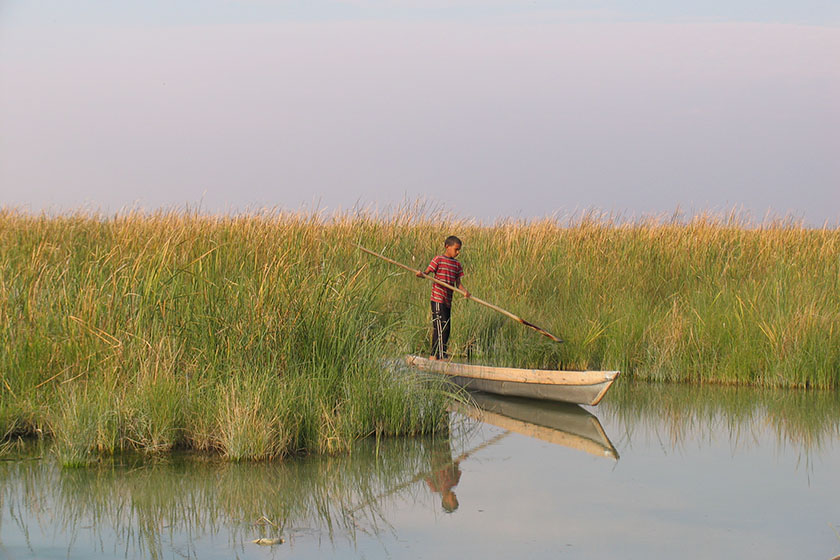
[{"x1": 429, "y1": 355, "x2": 437, "y2": 360}]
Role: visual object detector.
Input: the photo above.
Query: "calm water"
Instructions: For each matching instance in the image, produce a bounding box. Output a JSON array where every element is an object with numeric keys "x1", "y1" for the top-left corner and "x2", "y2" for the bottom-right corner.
[{"x1": 2, "y1": 382, "x2": 839, "y2": 559}]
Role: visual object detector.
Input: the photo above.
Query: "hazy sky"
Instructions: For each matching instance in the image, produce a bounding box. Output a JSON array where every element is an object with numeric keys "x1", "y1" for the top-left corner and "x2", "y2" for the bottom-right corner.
[{"x1": 1, "y1": 1, "x2": 838, "y2": 224}]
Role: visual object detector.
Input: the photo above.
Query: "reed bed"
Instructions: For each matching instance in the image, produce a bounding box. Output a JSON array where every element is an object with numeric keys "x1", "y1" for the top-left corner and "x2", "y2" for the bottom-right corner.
[{"x1": 0, "y1": 207, "x2": 837, "y2": 462}]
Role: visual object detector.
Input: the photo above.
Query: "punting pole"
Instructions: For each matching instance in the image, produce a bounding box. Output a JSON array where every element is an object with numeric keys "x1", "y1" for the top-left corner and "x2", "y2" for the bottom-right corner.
[{"x1": 356, "y1": 244, "x2": 563, "y2": 343}]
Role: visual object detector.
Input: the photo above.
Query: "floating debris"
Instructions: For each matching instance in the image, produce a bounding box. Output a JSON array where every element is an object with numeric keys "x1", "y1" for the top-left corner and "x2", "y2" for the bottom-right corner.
[{"x1": 252, "y1": 537, "x2": 285, "y2": 546}]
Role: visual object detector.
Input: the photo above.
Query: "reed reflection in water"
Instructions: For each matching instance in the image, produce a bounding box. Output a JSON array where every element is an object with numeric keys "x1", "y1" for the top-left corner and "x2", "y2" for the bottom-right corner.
[
  {"x1": 2, "y1": 381, "x2": 840, "y2": 559},
  {"x1": 600, "y1": 379, "x2": 840, "y2": 457},
  {"x1": 0, "y1": 435, "x2": 461, "y2": 559}
]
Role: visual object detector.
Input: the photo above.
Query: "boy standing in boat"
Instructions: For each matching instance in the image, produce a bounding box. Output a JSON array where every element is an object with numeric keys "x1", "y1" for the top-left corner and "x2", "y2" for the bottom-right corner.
[{"x1": 416, "y1": 236, "x2": 470, "y2": 360}]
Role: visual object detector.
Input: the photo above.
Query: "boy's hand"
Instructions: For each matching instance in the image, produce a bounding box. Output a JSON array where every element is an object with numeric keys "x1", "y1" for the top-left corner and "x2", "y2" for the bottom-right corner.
[
  {"x1": 416, "y1": 270, "x2": 425, "y2": 278},
  {"x1": 463, "y1": 290, "x2": 471, "y2": 299}
]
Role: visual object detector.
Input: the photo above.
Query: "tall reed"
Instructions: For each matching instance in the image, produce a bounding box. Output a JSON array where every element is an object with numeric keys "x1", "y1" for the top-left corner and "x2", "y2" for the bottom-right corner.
[
  {"x1": 0, "y1": 209, "x2": 453, "y2": 464},
  {"x1": 0, "y1": 208, "x2": 837, "y2": 461}
]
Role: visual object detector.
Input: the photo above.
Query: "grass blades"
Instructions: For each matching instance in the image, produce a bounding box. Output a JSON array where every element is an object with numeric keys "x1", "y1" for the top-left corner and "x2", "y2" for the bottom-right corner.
[{"x1": 0, "y1": 207, "x2": 837, "y2": 462}]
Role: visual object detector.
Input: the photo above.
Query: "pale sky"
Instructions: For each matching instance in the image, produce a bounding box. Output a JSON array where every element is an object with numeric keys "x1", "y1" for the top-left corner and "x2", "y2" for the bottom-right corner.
[{"x1": 1, "y1": 1, "x2": 838, "y2": 224}]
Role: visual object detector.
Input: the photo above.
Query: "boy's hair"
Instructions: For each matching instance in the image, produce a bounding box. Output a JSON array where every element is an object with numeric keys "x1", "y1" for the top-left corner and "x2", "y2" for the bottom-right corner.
[{"x1": 444, "y1": 235, "x2": 462, "y2": 247}]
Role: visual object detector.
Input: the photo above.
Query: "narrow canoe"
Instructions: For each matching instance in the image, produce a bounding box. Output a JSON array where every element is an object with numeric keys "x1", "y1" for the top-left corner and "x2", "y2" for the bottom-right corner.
[
  {"x1": 454, "y1": 392, "x2": 619, "y2": 460},
  {"x1": 405, "y1": 355, "x2": 620, "y2": 406}
]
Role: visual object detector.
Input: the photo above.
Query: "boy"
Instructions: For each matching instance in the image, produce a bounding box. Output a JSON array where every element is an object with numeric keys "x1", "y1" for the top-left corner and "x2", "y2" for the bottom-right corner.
[{"x1": 416, "y1": 236, "x2": 470, "y2": 360}]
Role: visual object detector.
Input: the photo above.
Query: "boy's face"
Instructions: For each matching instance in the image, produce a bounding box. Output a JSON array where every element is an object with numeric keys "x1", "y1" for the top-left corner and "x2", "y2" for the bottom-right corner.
[{"x1": 444, "y1": 243, "x2": 461, "y2": 259}]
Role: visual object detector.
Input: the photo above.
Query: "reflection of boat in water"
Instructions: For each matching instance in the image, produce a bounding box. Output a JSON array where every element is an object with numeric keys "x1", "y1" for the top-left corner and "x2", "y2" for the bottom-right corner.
[
  {"x1": 405, "y1": 355, "x2": 619, "y2": 405},
  {"x1": 454, "y1": 392, "x2": 619, "y2": 460}
]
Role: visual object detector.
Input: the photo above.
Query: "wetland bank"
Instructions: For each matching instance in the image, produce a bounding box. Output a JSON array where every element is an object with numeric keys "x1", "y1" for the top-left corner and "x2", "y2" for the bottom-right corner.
[{"x1": 0, "y1": 208, "x2": 838, "y2": 464}]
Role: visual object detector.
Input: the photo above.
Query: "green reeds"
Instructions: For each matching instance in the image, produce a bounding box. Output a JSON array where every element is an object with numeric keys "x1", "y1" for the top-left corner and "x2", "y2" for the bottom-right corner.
[
  {"x1": 0, "y1": 209, "x2": 453, "y2": 463},
  {"x1": 0, "y1": 208, "x2": 838, "y2": 462}
]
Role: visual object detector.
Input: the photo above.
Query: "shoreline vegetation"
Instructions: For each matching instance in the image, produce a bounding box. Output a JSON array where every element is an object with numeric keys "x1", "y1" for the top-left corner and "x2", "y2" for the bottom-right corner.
[{"x1": 1, "y1": 207, "x2": 838, "y2": 464}]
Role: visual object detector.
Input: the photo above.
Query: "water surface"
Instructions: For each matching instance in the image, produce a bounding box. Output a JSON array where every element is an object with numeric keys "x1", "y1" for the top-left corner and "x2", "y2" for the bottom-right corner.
[{"x1": 2, "y1": 382, "x2": 839, "y2": 559}]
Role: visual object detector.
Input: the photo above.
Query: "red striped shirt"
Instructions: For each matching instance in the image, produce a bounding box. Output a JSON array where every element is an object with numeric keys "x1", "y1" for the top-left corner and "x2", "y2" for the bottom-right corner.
[{"x1": 424, "y1": 255, "x2": 464, "y2": 306}]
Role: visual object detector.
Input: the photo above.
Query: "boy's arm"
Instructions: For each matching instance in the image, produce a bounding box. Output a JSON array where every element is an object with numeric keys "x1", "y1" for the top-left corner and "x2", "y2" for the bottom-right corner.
[
  {"x1": 457, "y1": 279, "x2": 470, "y2": 299},
  {"x1": 416, "y1": 257, "x2": 436, "y2": 278}
]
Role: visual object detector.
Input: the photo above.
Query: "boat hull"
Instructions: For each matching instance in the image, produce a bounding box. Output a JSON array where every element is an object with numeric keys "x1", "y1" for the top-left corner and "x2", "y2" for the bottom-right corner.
[
  {"x1": 405, "y1": 355, "x2": 619, "y2": 406},
  {"x1": 457, "y1": 392, "x2": 619, "y2": 459}
]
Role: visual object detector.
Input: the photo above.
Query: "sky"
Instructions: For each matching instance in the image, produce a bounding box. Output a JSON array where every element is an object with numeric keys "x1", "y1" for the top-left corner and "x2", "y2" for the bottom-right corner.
[{"x1": 1, "y1": 1, "x2": 838, "y2": 224}]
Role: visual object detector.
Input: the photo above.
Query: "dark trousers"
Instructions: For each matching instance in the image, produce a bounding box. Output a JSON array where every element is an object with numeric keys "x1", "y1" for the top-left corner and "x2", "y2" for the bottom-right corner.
[{"x1": 430, "y1": 301, "x2": 451, "y2": 359}]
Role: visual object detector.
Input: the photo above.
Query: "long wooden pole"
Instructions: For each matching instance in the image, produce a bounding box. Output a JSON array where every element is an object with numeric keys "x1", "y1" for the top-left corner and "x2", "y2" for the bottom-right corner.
[{"x1": 356, "y1": 245, "x2": 563, "y2": 343}]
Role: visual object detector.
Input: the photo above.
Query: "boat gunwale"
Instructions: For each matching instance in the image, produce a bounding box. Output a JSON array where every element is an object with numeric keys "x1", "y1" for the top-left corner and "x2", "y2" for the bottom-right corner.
[{"x1": 405, "y1": 355, "x2": 620, "y2": 387}]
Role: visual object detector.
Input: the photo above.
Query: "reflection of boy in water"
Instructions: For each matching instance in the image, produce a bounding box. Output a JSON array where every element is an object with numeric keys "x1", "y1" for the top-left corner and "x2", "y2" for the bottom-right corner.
[{"x1": 425, "y1": 440, "x2": 462, "y2": 513}]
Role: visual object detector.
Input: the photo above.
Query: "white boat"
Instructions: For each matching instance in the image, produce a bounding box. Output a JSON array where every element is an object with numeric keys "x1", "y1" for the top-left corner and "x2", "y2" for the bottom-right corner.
[{"x1": 405, "y1": 355, "x2": 620, "y2": 406}]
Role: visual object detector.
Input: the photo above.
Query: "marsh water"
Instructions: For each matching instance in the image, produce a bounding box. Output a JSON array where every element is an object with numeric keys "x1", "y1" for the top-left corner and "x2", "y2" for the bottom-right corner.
[{"x1": 2, "y1": 382, "x2": 839, "y2": 559}]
